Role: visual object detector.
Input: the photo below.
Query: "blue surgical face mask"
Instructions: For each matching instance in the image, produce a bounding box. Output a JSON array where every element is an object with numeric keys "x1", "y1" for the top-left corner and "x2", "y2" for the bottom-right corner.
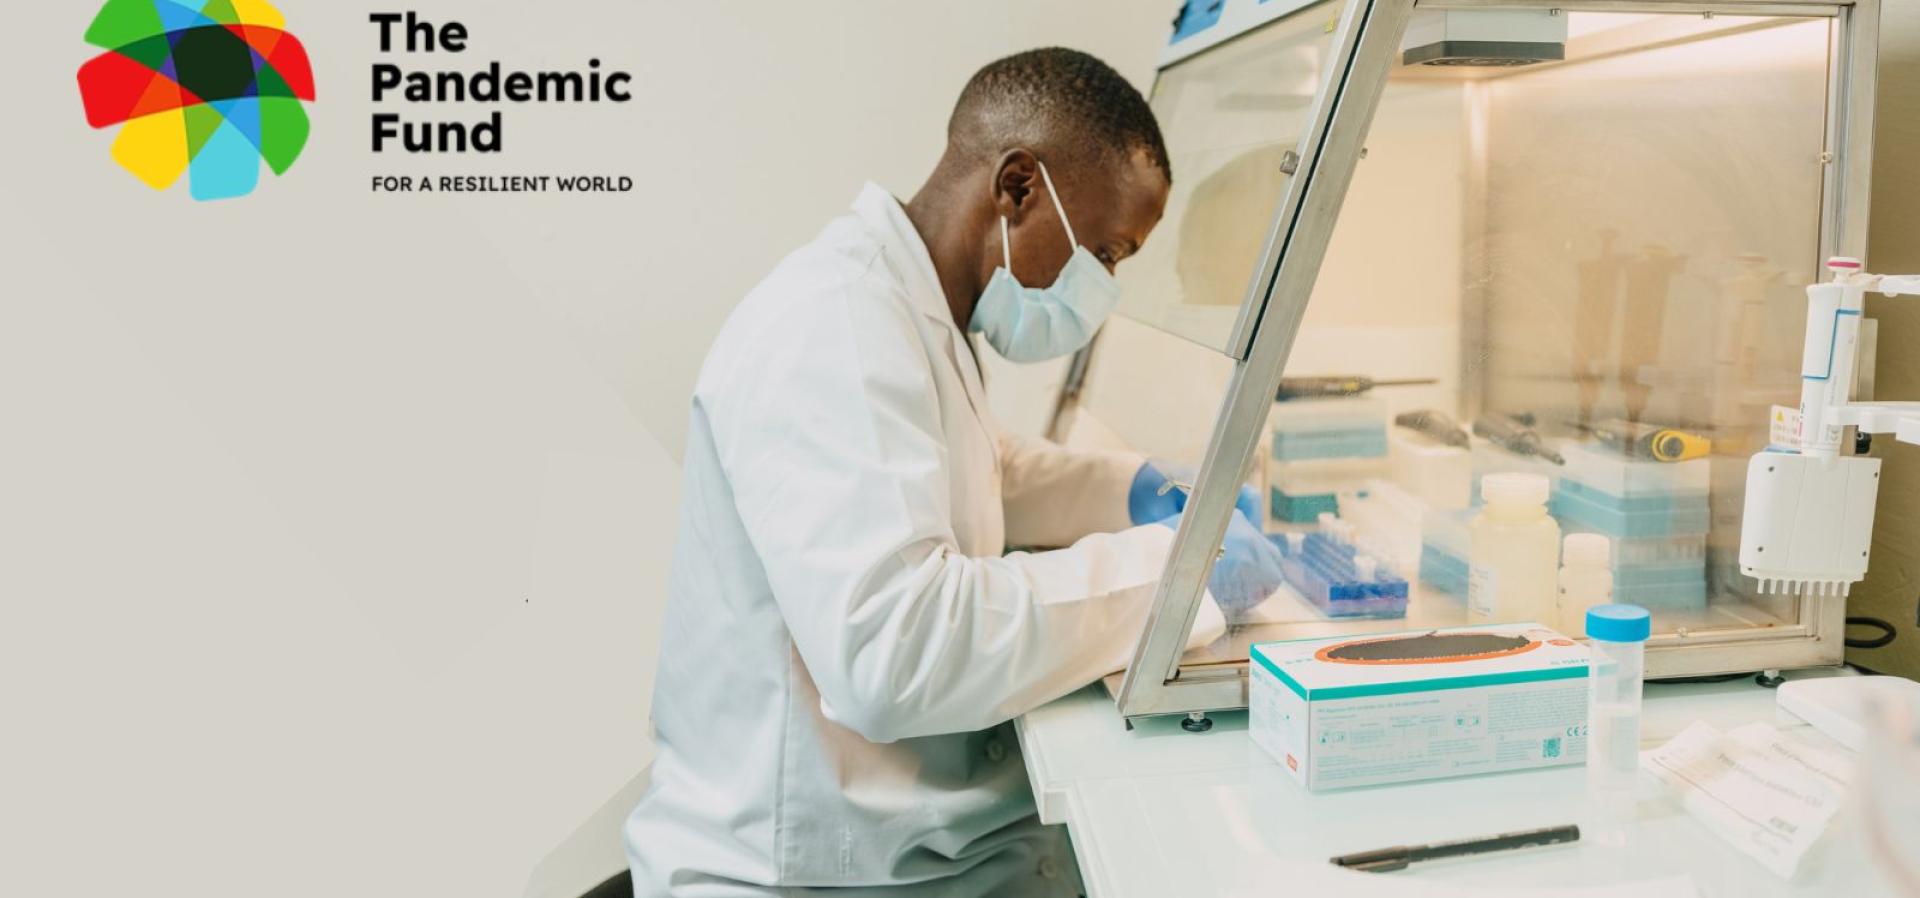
[{"x1": 968, "y1": 161, "x2": 1121, "y2": 363}]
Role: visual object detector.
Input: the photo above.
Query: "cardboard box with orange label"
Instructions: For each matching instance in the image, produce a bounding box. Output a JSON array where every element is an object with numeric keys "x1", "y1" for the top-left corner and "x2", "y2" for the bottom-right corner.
[{"x1": 1250, "y1": 623, "x2": 1590, "y2": 790}]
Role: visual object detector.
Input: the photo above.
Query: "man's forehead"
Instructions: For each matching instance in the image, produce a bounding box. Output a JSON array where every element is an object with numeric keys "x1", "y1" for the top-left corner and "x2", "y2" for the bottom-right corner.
[
  {"x1": 1125, "y1": 146, "x2": 1171, "y2": 188},
  {"x1": 1108, "y1": 152, "x2": 1171, "y2": 225},
  {"x1": 1057, "y1": 152, "x2": 1163, "y2": 207}
]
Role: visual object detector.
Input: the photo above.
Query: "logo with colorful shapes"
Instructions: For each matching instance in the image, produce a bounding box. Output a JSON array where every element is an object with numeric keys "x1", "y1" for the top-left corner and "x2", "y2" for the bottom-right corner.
[{"x1": 78, "y1": 0, "x2": 316, "y2": 201}]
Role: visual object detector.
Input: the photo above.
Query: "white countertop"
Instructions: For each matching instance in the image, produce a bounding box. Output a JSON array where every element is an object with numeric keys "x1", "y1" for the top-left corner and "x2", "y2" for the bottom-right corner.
[{"x1": 1015, "y1": 669, "x2": 1886, "y2": 898}]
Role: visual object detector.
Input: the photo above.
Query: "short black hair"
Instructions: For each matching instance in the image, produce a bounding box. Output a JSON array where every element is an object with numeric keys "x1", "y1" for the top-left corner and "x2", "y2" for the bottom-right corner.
[{"x1": 948, "y1": 48, "x2": 1171, "y2": 182}]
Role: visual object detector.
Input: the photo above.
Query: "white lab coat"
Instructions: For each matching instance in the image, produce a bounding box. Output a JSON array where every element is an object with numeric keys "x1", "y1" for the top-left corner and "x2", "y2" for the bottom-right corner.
[{"x1": 625, "y1": 184, "x2": 1224, "y2": 896}]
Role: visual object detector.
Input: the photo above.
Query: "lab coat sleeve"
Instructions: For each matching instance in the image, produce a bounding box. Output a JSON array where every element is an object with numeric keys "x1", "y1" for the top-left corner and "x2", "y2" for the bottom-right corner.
[
  {"x1": 709, "y1": 265, "x2": 1220, "y2": 743},
  {"x1": 996, "y1": 429, "x2": 1142, "y2": 548}
]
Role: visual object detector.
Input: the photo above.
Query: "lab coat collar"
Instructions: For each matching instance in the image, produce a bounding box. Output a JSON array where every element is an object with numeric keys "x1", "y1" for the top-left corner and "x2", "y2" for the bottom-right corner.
[
  {"x1": 851, "y1": 182, "x2": 998, "y2": 436},
  {"x1": 851, "y1": 183, "x2": 962, "y2": 332}
]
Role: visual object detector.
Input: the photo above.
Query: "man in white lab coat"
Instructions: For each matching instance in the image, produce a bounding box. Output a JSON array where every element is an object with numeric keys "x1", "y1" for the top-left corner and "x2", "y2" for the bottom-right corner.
[{"x1": 626, "y1": 48, "x2": 1278, "y2": 896}]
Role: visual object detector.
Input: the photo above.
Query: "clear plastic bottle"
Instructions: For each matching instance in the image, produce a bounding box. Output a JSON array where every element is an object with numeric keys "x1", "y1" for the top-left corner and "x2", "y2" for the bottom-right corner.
[
  {"x1": 1585, "y1": 604, "x2": 1650, "y2": 844},
  {"x1": 1467, "y1": 473, "x2": 1561, "y2": 624},
  {"x1": 1558, "y1": 533, "x2": 1613, "y2": 636}
]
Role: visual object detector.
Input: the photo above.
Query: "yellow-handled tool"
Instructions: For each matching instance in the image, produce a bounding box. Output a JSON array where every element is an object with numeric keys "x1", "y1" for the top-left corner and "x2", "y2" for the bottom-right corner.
[{"x1": 1588, "y1": 419, "x2": 1712, "y2": 462}]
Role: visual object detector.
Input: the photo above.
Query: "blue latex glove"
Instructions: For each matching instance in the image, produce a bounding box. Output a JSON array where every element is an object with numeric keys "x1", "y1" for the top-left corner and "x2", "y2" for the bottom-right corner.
[
  {"x1": 1154, "y1": 509, "x2": 1286, "y2": 616},
  {"x1": 1129, "y1": 460, "x2": 1262, "y2": 527}
]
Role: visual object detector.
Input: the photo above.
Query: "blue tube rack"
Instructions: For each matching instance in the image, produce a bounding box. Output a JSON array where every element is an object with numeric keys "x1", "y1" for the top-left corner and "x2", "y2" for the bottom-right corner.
[{"x1": 1267, "y1": 531, "x2": 1410, "y2": 619}]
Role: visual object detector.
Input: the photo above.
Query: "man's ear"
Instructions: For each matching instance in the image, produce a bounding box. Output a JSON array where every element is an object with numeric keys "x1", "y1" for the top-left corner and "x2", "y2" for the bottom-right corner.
[{"x1": 990, "y1": 149, "x2": 1041, "y2": 223}]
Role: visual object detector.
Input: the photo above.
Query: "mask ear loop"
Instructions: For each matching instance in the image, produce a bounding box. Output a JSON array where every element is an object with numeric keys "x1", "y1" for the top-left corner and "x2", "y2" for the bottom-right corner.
[
  {"x1": 1035, "y1": 161, "x2": 1078, "y2": 249},
  {"x1": 999, "y1": 215, "x2": 1012, "y2": 271}
]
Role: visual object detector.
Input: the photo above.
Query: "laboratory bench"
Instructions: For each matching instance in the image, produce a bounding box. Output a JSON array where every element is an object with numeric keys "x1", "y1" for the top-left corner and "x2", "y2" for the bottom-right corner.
[{"x1": 1015, "y1": 667, "x2": 1882, "y2": 898}]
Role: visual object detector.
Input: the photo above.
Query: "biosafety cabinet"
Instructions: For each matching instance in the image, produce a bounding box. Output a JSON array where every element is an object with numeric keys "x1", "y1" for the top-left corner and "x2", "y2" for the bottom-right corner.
[{"x1": 1054, "y1": 0, "x2": 1886, "y2": 723}]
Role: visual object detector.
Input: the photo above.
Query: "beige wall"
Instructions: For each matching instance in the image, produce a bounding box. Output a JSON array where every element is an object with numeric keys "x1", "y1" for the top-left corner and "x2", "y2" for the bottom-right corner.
[
  {"x1": 1852, "y1": 0, "x2": 1920, "y2": 678},
  {"x1": 0, "y1": 3, "x2": 1180, "y2": 896}
]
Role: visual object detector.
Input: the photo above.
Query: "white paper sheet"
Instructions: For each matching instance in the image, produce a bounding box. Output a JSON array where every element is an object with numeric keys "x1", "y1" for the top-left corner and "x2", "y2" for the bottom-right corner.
[
  {"x1": 1641, "y1": 720, "x2": 1854, "y2": 878},
  {"x1": 1219, "y1": 859, "x2": 1698, "y2": 898}
]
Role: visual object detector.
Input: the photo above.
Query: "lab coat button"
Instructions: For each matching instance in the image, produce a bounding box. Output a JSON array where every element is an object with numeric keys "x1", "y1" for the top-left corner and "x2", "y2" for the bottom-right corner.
[
  {"x1": 984, "y1": 739, "x2": 1007, "y2": 763},
  {"x1": 1038, "y1": 857, "x2": 1060, "y2": 879}
]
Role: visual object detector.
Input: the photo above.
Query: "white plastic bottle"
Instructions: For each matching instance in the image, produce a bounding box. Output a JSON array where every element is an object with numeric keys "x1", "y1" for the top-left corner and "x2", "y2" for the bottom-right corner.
[
  {"x1": 1467, "y1": 473, "x2": 1561, "y2": 624},
  {"x1": 1558, "y1": 533, "x2": 1614, "y2": 636}
]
